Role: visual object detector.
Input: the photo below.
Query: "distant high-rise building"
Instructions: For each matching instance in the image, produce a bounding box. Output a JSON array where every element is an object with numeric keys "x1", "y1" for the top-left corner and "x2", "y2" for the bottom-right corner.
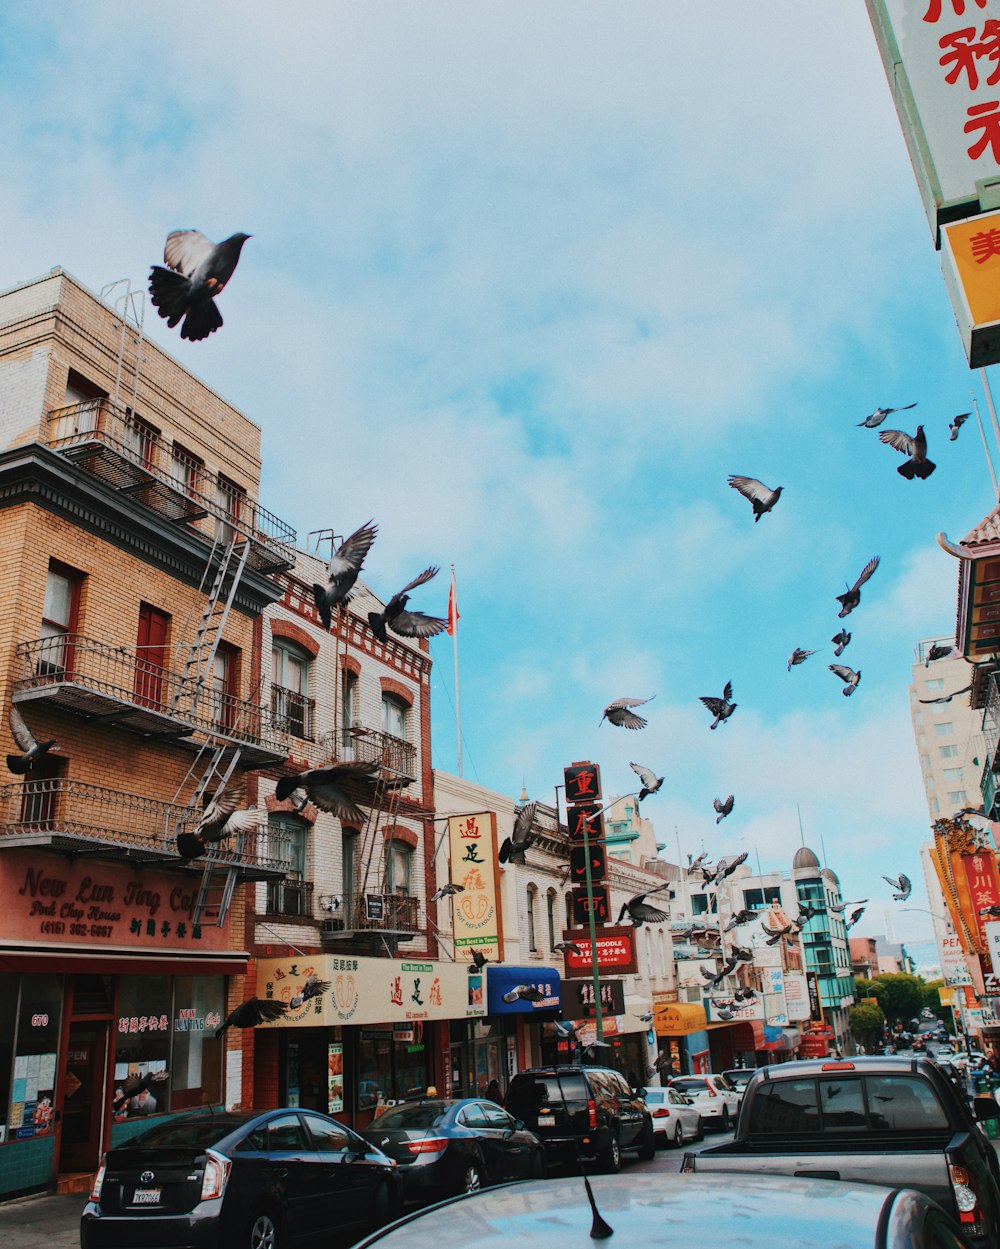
[{"x1": 909, "y1": 637, "x2": 983, "y2": 822}]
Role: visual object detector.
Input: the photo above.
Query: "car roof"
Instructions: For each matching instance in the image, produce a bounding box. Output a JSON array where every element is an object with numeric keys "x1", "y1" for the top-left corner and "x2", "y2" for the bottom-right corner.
[{"x1": 351, "y1": 1172, "x2": 917, "y2": 1249}]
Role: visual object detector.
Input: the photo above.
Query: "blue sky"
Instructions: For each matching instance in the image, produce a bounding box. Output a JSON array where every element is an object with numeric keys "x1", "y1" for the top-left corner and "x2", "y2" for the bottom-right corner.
[{"x1": 2, "y1": 1, "x2": 994, "y2": 945}]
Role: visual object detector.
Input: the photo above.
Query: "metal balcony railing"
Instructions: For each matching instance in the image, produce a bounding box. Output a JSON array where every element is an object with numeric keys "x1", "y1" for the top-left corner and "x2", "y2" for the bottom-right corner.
[
  {"x1": 0, "y1": 777, "x2": 286, "y2": 873},
  {"x1": 14, "y1": 633, "x2": 290, "y2": 765},
  {"x1": 265, "y1": 878, "x2": 314, "y2": 917},
  {"x1": 343, "y1": 727, "x2": 417, "y2": 781},
  {"x1": 320, "y1": 893, "x2": 420, "y2": 936},
  {"x1": 46, "y1": 399, "x2": 296, "y2": 573},
  {"x1": 270, "y1": 685, "x2": 315, "y2": 741}
]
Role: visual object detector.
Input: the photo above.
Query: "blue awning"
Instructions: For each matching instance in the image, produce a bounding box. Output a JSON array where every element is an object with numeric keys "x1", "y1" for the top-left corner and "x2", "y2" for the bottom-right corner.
[{"x1": 485, "y1": 965, "x2": 561, "y2": 1014}]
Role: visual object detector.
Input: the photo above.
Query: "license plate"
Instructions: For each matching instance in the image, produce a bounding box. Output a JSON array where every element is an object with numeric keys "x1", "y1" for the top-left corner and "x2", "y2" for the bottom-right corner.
[
  {"x1": 537, "y1": 1114, "x2": 555, "y2": 1126},
  {"x1": 132, "y1": 1188, "x2": 161, "y2": 1205}
]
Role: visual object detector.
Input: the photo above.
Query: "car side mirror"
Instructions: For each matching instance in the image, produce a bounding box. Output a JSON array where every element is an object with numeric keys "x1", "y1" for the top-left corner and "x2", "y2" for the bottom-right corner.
[
  {"x1": 974, "y1": 1094, "x2": 999, "y2": 1122},
  {"x1": 513, "y1": 1119, "x2": 525, "y2": 1131}
]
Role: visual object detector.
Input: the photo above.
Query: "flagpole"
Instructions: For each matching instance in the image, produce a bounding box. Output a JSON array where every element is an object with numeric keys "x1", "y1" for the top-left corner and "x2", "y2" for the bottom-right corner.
[{"x1": 450, "y1": 564, "x2": 462, "y2": 778}]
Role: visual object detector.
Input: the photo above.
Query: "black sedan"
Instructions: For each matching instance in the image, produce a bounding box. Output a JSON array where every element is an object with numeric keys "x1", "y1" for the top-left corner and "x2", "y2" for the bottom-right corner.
[
  {"x1": 359, "y1": 1098, "x2": 545, "y2": 1200},
  {"x1": 81, "y1": 1108, "x2": 402, "y2": 1249}
]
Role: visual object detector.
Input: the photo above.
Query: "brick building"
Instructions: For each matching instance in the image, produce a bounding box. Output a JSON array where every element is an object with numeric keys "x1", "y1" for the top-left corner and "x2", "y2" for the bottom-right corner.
[{"x1": 0, "y1": 270, "x2": 295, "y2": 1197}]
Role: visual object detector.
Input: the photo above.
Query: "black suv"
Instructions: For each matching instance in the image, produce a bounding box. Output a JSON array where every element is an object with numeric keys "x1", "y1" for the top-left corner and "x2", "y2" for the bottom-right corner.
[{"x1": 505, "y1": 1065, "x2": 654, "y2": 1172}]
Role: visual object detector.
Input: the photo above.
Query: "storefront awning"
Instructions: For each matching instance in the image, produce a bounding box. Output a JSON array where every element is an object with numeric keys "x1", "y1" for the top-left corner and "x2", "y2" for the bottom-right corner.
[
  {"x1": 761, "y1": 1025, "x2": 802, "y2": 1053},
  {"x1": 485, "y1": 965, "x2": 561, "y2": 1014},
  {"x1": 2, "y1": 942, "x2": 249, "y2": 976},
  {"x1": 730, "y1": 1019, "x2": 766, "y2": 1050},
  {"x1": 654, "y1": 1002, "x2": 707, "y2": 1036}
]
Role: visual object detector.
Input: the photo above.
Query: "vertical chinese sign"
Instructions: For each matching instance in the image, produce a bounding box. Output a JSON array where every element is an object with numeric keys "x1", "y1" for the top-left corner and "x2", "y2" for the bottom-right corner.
[
  {"x1": 448, "y1": 812, "x2": 504, "y2": 963},
  {"x1": 960, "y1": 848, "x2": 1000, "y2": 947},
  {"x1": 564, "y1": 763, "x2": 609, "y2": 925}
]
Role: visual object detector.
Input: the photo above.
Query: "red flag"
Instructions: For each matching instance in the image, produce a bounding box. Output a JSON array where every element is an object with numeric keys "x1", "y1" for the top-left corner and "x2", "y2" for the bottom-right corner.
[{"x1": 446, "y1": 575, "x2": 460, "y2": 636}]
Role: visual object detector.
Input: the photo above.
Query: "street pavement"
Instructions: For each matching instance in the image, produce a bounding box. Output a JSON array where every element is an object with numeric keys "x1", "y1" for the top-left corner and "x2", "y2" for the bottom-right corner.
[{"x1": 0, "y1": 1130, "x2": 734, "y2": 1249}]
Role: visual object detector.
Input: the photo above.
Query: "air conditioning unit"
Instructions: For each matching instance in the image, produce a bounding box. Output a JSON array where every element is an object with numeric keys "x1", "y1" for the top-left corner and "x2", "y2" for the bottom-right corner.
[{"x1": 321, "y1": 917, "x2": 345, "y2": 934}]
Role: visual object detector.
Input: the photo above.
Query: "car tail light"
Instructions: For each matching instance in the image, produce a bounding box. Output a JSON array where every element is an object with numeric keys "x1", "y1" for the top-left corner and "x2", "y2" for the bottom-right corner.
[
  {"x1": 407, "y1": 1138, "x2": 449, "y2": 1154},
  {"x1": 652, "y1": 1108, "x2": 670, "y2": 1117},
  {"x1": 90, "y1": 1161, "x2": 106, "y2": 1202},
  {"x1": 587, "y1": 1099, "x2": 598, "y2": 1129},
  {"x1": 821, "y1": 1062, "x2": 855, "y2": 1071},
  {"x1": 200, "y1": 1150, "x2": 232, "y2": 1201},
  {"x1": 948, "y1": 1162, "x2": 985, "y2": 1233}
]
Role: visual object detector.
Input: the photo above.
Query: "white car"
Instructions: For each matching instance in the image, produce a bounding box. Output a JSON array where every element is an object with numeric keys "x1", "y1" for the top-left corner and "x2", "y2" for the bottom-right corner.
[
  {"x1": 642, "y1": 1087, "x2": 704, "y2": 1148},
  {"x1": 667, "y1": 1074, "x2": 740, "y2": 1132}
]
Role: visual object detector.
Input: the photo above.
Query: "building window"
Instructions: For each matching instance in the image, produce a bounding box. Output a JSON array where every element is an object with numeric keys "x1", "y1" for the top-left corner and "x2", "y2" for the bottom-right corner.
[
  {"x1": 565, "y1": 891, "x2": 573, "y2": 930},
  {"x1": 215, "y1": 475, "x2": 246, "y2": 543},
  {"x1": 135, "y1": 603, "x2": 170, "y2": 709},
  {"x1": 913, "y1": 712, "x2": 923, "y2": 726},
  {"x1": 926, "y1": 678, "x2": 945, "y2": 691},
  {"x1": 943, "y1": 767, "x2": 964, "y2": 781},
  {"x1": 342, "y1": 827, "x2": 359, "y2": 920},
  {"x1": 265, "y1": 815, "x2": 309, "y2": 916},
  {"x1": 527, "y1": 886, "x2": 537, "y2": 952},
  {"x1": 271, "y1": 639, "x2": 313, "y2": 739},
  {"x1": 208, "y1": 644, "x2": 238, "y2": 730},
  {"x1": 171, "y1": 443, "x2": 203, "y2": 496},
  {"x1": 122, "y1": 412, "x2": 159, "y2": 470},
  {"x1": 939, "y1": 744, "x2": 959, "y2": 759},
  {"x1": 934, "y1": 723, "x2": 954, "y2": 737},
  {"x1": 388, "y1": 841, "x2": 412, "y2": 896},
  {"x1": 947, "y1": 790, "x2": 968, "y2": 805},
  {"x1": 547, "y1": 891, "x2": 556, "y2": 950},
  {"x1": 920, "y1": 754, "x2": 931, "y2": 772},
  {"x1": 382, "y1": 693, "x2": 407, "y2": 740},
  {"x1": 39, "y1": 562, "x2": 82, "y2": 674},
  {"x1": 658, "y1": 930, "x2": 667, "y2": 977},
  {"x1": 342, "y1": 670, "x2": 358, "y2": 738},
  {"x1": 645, "y1": 929, "x2": 654, "y2": 978}
]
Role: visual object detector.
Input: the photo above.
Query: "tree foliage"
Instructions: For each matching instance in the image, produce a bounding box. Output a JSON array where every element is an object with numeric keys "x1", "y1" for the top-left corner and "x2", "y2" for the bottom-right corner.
[
  {"x1": 849, "y1": 1001, "x2": 885, "y2": 1049},
  {"x1": 857, "y1": 973, "x2": 925, "y2": 1026}
]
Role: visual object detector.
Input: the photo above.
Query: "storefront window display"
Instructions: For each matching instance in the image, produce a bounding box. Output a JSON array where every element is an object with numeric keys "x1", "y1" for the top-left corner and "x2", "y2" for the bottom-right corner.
[
  {"x1": 115, "y1": 976, "x2": 170, "y2": 1121},
  {"x1": 0, "y1": 974, "x2": 62, "y2": 1143},
  {"x1": 357, "y1": 1028, "x2": 428, "y2": 1109},
  {"x1": 171, "y1": 977, "x2": 224, "y2": 1110}
]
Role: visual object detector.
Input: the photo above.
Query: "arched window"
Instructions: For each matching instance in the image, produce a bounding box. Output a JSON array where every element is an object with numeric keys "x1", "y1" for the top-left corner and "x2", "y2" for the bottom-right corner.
[
  {"x1": 658, "y1": 929, "x2": 667, "y2": 978},
  {"x1": 547, "y1": 890, "x2": 557, "y2": 951},
  {"x1": 272, "y1": 637, "x2": 314, "y2": 739},
  {"x1": 565, "y1": 892, "x2": 574, "y2": 930},
  {"x1": 265, "y1": 813, "x2": 310, "y2": 916},
  {"x1": 381, "y1": 693, "x2": 408, "y2": 741},
  {"x1": 644, "y1": 928, "x2": 654, "y2": 978},
  {"x1": 527, "y1": 886, "x2": 537, "y2": 952}
]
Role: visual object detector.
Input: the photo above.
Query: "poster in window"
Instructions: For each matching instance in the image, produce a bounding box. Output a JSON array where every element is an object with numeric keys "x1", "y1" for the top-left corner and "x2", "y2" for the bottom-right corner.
[{"x1": 327, "y1": 1043, "x2": 344, "y2": 1114}]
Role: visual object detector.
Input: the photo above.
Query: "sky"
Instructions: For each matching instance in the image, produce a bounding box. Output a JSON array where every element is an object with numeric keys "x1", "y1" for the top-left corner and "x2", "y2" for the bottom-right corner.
[{"x1": 1, "y1": 1, "x2": 994, "y2": 946}]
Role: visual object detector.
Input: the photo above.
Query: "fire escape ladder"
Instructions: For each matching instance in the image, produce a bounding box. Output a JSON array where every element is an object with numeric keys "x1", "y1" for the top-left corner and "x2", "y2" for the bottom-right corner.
[
  {"x1": 357, "y1": 767, "x2": 407, "y2": 900},
  {"x1": 191, "y1": 854, "x2": 242, "y2": 928}
]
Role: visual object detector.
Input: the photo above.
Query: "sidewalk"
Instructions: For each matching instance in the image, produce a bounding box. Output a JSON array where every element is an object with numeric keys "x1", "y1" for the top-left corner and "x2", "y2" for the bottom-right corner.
[{"x1": 0, "y1": 1192, "x2": 87, "y2": 1249}]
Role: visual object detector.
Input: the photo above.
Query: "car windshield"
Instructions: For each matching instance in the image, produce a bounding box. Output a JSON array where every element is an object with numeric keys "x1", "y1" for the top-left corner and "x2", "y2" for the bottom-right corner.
[
  {"x1": 372, "y1": 1103, "x2": 450, "y2": 1129},
  {"x1": 126, "y1": 1118, "x2": 247, "y2": 1150},
  {"x1": 643, "y1": 1090, "x2": 666, "y2": 1102},
  {"x1": 671, "y1": 1079, "x2": 707, "y2": 1094}
]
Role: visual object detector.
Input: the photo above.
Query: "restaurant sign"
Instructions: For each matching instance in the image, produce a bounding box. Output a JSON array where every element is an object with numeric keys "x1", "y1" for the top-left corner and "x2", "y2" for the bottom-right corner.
[
  {"x1": 256, "y1": 955, "x2": 487, "y2": 1028},
  {"x1": 561, "y1": 926, "x2": 637, "y2": 979},
  {"x1": 447, "y1": 812, "x2": 503, "y2": 962}
]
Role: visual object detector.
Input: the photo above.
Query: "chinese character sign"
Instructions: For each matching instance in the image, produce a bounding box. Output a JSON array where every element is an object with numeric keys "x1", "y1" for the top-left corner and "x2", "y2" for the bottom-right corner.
[
  {"x1": 867, "y1": 0, "x2": 1000, "y2": 232},
  {"x1": 447, "y1": 812, "x2": 503, "y2": 961},
  {"x1": 963, "y1": 852, "x2": 1000, "y2": 944},
  {"x1": 564, "y1": 763, "x2": 602, "y2": 804}
]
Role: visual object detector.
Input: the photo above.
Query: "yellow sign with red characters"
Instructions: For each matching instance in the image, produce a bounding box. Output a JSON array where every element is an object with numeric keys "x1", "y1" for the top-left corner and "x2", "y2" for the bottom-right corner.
[
  {"x1": 942, "y1": 210, "x2": 1000, "y2": 366},
  {"x1": 447, "y1": 811, "x2": 504, "y2": 962}
]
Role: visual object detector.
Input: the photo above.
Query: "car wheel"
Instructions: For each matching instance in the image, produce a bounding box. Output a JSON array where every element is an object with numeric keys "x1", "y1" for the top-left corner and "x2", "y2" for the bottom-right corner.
[
  {"x1": 694, "y1": 1116, "x2": 704, "y2": 1142},
  {"x1": 461, "y1": 1159, "x2": 483, "y2": 1194},
  {"x1": 672, "y1": 1122, "x2": 684, "y2": 1148},
  {"x1": 720, "y1": 1106, "x2": 731, "y2": 1133},
  {"x1": 637, "y1": 1119, "x2": 656, "y2": 1161},
  {"x1": 599, "y1": 1132, "x2": 621, "y2": 1174},
  {"x1": 247, "y1": 1209, "x2": 281, "y2": 1249}
]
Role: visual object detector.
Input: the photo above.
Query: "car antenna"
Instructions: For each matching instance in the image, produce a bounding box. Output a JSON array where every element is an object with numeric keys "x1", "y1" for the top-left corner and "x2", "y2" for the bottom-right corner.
[{"x1": 584, "y1": 1175, "x2": 614, "y2": 1239}]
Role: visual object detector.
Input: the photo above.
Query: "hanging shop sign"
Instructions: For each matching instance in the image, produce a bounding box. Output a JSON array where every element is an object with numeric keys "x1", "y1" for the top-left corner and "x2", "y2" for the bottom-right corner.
[
  {"x1": 564, "y1": 763, "x2": 602, "y2": 804},
  {"x1": 866, "y1": 0, "x2": 1000, "y2": 239},
  {"x1": 485, "y1": 965, "x2": 561, "y2": 1014},
  {"x1": 256, "y1": 955, "x2": 486, "y2": 1028},
  {"x1": 569, "y1": 843, "x2": 606, "y2": 886},
  {"x1": 941, "y1": 209, "x2": 1000, "y2": 365},
  {"x1": 447, "y1": 811, "x2": 504, "y2": 962},
  {"x1": 560, "y1": 926, "x2": 637, "y2": 979},
  {"x1": 782, "y1": 972, "x2": 812, "y2": 1023},
  {"x1": 572, "y1": 886, "x2": 609, "y2": 926},
  {"x1": 566, "y1": 978, "x2": 625, "y2": 1019},
  {"x1": 566, "y1": 803, "x2": 604, "y2": 844},
  {"x1": 806, "y1": 971, "x2": 824, "y2": 1023},
  {"x1": 0, "y1": 849, "x2": 230, "y2": 950}
]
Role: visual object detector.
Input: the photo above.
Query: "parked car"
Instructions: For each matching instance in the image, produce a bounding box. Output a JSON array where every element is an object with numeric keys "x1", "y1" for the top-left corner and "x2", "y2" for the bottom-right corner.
[
  {"x1": 350, "y1": 1171, "x2": 972, "y2": 1249},
  {"x1": 641, "y1": 1086, "x2": 703, "y2": 1147},
  {"x1": 504, "y1": 1065, "x2": 655, "y2": 1172},
  {"x1": 80, "y1": 1108, "x2": 402, "y2": 1249},
  {"x1": 722, "y1": 1067, "x2": 755, "y2": 1097},
  {"x1": 667, "y1": 1073, "x2": 740, "y2": 1131},
  {"x1": 681, "y1": 1055, "x2": 1000, "y2": 1246},
  {"x1": 359, "y1": 1097, "x2": 544, "y2": 1200}
]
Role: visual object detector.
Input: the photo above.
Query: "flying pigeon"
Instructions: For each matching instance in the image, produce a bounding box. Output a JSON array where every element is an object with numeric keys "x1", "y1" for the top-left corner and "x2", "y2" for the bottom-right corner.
[
  {"x1": 274, "y1": 760, "x2": 381, "y2": 824},
  {"x1": 832, "y1": 630, "x2": 851, "y2": 657},
  {"x1": 787, "y1": 648, "x2": 817, "y2": 671},
  {"x1": 687, "y1": 851, "x2": 709, "y2": 875},
  {"x1": 113, "y1": 1069, "x2": 170, "y2": 1112},
  {"x1": 879, "y1": 425, "x2": 936, "y2": 479},
  {"x1": 701, "y1": 956, "x2": 740, "y2": 986},
  {"x1": 553, "y1": 940, "x2": 583, "y2": 955},
  {"x1": 502, "y1": 984, "x2": 545, "y2": 1004},
  {"x1": 600, "y1": 696, "x2": 655, "y2": 729},
  {"x1": 728, "y1": 475, "x2": 783, "y2": 522},
  {"x1": 836, "y1": 555, "x2": 880, "y2": 617},
  {"x1": 6, "y1": 705, "x2": 57, "y2": 774},
  {"x1": 177, "y1": 783, "x2": 267, "y2": 861},
  {"x1": 761, "y1": 920, "x2": 795, "y2": 946},
  {"x1": 215, "y1": 997, "x2": 288, "y2": 1039},
  {"x1": 618, "y1": 886, "x2": 671, "y2": 928},
  {"x1": 796, "y1": 903, "x2": 822, "y2": 925},
  {"x1": 828, "y1": 898, "x2": 868, "y2": 914},
  {"x1": 148, "y1": 230, "x2": 251, "y2": 341},
  {"x1": 700, "y1": 681, "x2": 736, "y2": 729},
  {"x1": 729, "y1": 943, "x2": 755, "y2": 963},
  {"x1": 498, "y1": 801, "x2": 538, "y2": 865},
  {"x1": 858, "y1": 403, "x2": 916, "y2": 429},
  {"x1": 430, "y1": 882, "x2": 465, "y2": 902},
  {"x1": 845, "y1": 905, "x2": 866, "y2": 929},
  {"x1": 919, "y1": 685, "x2": 972, "y2": 705},
  {"x1": 925, "y1": 642, "x2": 955, "y2": 666},
  {"x1": 630, "y1": 761, "x2": 664, "y2": 802},
  {"x1": 830, "y1": 663, "x2": 862, "y2": 696},
  {"x1": 882, "y1": 873, "x2": 912, "y2": 902},
  {"x1": 713, "y1": 795, "x2": 734, "y2": 824},
  {"x1": 733, "y1": 987, "x2": 757, "y2": 1002},
  {"x1": 714, "y1": 1005, "x2": 735, "y2": 1021},
  {"x1": 289, "y1": 976, "x2": 332, "y2": 1009},
  {"x1": 724, "y1": 909, "x2": 759, "y2": 932},
  {"x1": 714, "y1": 851, "x2": 748, "y2": 882},
  {"x1": 368, "y1": 566, "x2": 447, "y2": 642},
  {"x1": 949, "y1": 412, "x2": 971, "y2": 441},
  {"x1": 469, "y1": 948, "x2": 490, "y2": 970},
  {"x1": 312, "y1": 519, "x2": 378, "y2": 630}
]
